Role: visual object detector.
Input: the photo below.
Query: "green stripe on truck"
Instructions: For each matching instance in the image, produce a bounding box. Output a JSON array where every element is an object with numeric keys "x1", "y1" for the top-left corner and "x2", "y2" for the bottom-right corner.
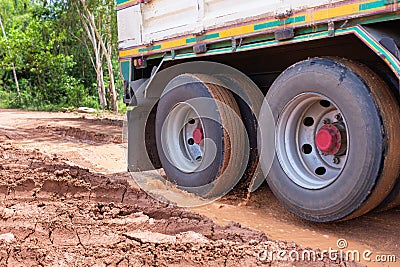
[
  {"x1": 117, "y1": 0, "x2": 130, "y2": 5},
  {"x1": 120, "y1": 61, "x2": 130, "y2": 81},
  {"x1": 254, "y1": 16, "x2": 306, "y2": 31},
  {"x1": 359, "y1": 0, "x2": 385, "y2": 10},
  {"x1": 186, "y1": 33, "x2": 220, "y2": 44},
  {"x1": 138, "y1": 45, "x2": 162, "y2": 53}
]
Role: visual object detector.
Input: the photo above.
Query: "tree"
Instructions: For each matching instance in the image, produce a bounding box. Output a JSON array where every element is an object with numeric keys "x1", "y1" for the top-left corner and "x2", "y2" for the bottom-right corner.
[
  {"x1": 74, "y1": 0, "x2": 119, "y2": 112},
  {"x1": 75, "y1": 5, "x2": 107, "y2": 109},
  {"x1": 0, "y1": 1, "x2": 82, "y2": 106},
  {"x1": 0, "y1": 14, "x2": 20, "y2": 98},
  {"x1": 0, "y1": 0, "x2": 122, "y2": 111}
]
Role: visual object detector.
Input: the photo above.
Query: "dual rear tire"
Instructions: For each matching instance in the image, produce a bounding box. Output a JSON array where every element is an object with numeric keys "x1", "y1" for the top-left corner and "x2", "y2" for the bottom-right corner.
[
  {"x1": 266, "y1": 58, "x2": 400, "y2": 222},
  {"x1": 154, "y1": 58, "x2": 400, "y2": 221}
]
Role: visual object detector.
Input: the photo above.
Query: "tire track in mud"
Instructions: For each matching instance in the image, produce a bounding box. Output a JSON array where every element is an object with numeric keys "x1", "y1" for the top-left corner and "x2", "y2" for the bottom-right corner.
[
  {"x1": 34, "y1": 125, "x2": 123, "y2": 144},
  {"x1": 0, "y1": 143, "x2": 361, "y2": 266}
]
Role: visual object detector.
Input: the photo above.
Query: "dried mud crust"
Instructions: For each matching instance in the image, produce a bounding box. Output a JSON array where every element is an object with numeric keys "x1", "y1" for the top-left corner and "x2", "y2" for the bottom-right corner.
[{"x1": 0, "y1": 144, "x2": 361, "y2": 266}]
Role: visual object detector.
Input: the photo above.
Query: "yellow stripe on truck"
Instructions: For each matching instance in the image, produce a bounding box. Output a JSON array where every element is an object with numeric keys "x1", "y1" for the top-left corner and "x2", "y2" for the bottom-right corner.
[{"x1": 119, "y1": 0, "x2": 398, "y2": 59}]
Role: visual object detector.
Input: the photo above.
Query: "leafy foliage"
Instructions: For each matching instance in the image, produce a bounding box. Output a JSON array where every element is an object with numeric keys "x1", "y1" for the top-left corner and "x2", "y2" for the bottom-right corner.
[{"x1": 0, "y1": 0, "x2": 123, "y2": 111}]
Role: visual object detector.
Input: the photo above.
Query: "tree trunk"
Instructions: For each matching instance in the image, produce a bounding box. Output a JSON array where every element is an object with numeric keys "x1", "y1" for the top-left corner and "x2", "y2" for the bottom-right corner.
[
  {"x1": 77, "y1": 7, "x2": 107, "y2": 110},
  {"x1": 0, "y1": 15, "x2": 20, "y2": 99},
  {"x1": 106, "y1": 14, "x2": 118, "y2": 113},
  {"x1": 95, "y1": 39, "x2": 107, "y2": 109},
  {"x1": 80, "y1": 0, "x2": 118, "y2": 113},
  {"x1": 96, "y1": 62, "x2": 107, "y2": 109},
  {"x1": 104, "y1": 48, "x2": 118, "y2": 112}
]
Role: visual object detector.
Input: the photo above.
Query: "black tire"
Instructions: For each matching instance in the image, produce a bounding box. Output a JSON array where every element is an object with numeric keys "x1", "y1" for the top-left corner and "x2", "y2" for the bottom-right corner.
[
  {"x1": 265, "y1": 57, "x2": 400, "y2": 222},
  {"x1": 375, "y1": 70, "x2": 400, "y2": 211},
  {"x1": 155, "y1": 74, "x2": 247, "y2": 198},
  {"x1": 216, "y1": 75, "x2": 262, "y2": 190}
]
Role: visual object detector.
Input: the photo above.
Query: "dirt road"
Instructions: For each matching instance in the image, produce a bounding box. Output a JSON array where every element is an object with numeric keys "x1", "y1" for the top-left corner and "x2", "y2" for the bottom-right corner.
[{"x1": 0, "y1": 109, "x2": 398, "y2": 266}]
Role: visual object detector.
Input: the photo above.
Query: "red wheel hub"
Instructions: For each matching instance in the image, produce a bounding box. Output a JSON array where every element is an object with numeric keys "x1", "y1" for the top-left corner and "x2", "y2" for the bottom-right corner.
[
  {"x1": 192, "y1": 128, "x2": 203, "y2": 144},
  {"x1": 315, "y1": 124, "x2": 342, "y2": 155}
]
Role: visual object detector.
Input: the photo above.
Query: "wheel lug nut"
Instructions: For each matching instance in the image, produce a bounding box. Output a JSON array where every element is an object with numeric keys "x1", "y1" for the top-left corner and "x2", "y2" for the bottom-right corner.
[
  {"x1": 333, "y1": 157, "x2": 340, "y2": 164},
  {"x1": 335, "y1": 114, "x2": 342, "y2": 121},
  {"x1": 323, "y1": 119, "x2": 331, "y2": 124}
]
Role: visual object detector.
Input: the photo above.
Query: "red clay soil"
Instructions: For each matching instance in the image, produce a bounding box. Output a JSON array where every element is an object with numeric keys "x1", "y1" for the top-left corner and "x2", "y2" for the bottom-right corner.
[{"x1": 0, "y1": 143, "x2": 361, "y2": 266}]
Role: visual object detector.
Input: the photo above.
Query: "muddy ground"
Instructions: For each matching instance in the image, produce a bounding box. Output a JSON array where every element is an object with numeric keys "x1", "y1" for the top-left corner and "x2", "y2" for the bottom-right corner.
[{"x1": 0, "y1": 109, "x2": 398, "y2": 266}]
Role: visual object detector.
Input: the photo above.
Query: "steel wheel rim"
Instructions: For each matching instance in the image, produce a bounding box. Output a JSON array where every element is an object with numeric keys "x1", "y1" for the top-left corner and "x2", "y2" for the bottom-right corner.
[
  {"x1": 276, "y1": 93, "x2": 349, "y2": 190},
  {"x1": 161, "y1": 102, "x2": 205, "y2": 173}
]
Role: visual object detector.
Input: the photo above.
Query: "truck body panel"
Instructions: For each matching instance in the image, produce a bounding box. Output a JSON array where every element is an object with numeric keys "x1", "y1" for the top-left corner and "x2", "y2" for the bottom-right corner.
[
  {"x1": 118, "y1": 0, "x2": 343, "y2": 47},
  {"x1": 117, "y1": 0, "x2": 400, "y2": 60}
]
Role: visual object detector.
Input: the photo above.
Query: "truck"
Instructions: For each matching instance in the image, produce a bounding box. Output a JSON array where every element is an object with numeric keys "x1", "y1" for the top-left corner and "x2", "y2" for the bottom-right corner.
[{"x1": 116, "y1": 0, "x2": 400, "y2": 222}]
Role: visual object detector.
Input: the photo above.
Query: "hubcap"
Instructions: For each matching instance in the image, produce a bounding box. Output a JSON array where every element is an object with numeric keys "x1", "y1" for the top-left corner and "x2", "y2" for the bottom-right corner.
[
  {"x1": 315, "y1": 124, "x2": 342, "y2": 155},
  {"x1": 192, "y1": 128, "x2": 204, "y2": 145},
  {"x1": 276, "y1": 93, "x2": 349, "y2": 189},
  {"x1": 161, "y1": 103, "x2": 206, "y2": 173}
]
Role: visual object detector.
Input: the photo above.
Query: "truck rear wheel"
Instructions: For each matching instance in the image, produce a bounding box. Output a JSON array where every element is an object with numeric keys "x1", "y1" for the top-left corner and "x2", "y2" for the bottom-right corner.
[
  {"x1": 155, "y1": 74, "x2": 246, "y2": 198},
  {"x1": 265, "y1": 57, "x2": 400, "y2": 222}
]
